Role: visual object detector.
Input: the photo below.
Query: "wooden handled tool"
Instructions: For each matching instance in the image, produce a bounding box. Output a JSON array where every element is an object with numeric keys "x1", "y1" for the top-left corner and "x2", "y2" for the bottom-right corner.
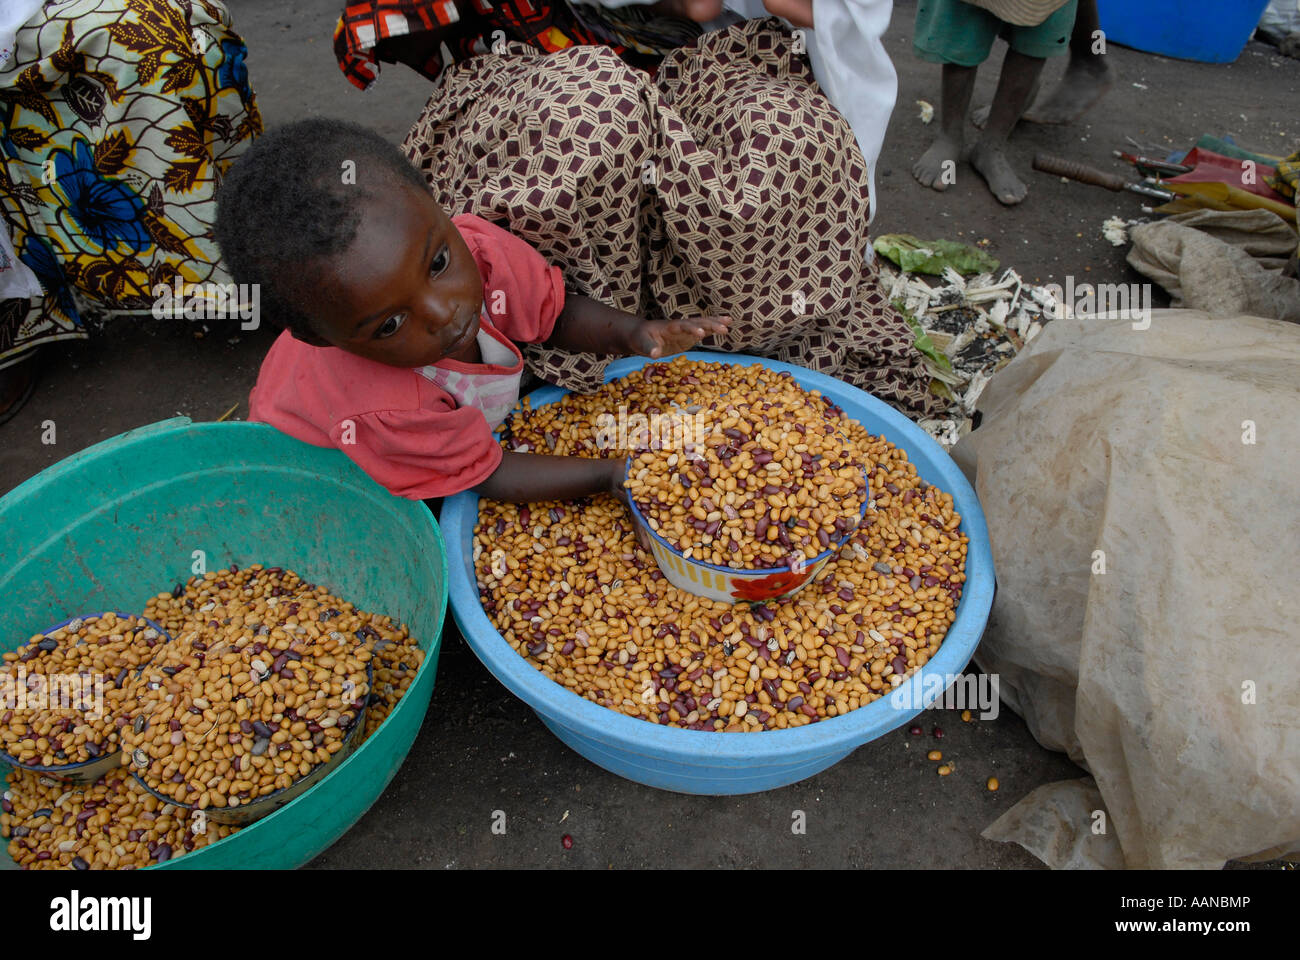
[{"x1": 1033, "y1": 153, "x2": 1176, "y2": 201}]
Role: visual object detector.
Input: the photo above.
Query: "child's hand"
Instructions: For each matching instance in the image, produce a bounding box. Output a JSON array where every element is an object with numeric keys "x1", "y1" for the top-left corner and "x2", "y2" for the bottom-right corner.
[
  {"x1": 547, "y1": 296, "x2": 728, "y2": 359},
  {"x1": 609, "y1": 464, "x2": 657, "y2": 553},
  {"x1": 632, "y1": 315, "x2": 730, "y2": 359}
]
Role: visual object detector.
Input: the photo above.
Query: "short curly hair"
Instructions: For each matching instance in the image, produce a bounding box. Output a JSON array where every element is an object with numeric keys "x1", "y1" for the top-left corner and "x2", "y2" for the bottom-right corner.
[{"x1": 214, "y1": 118, "x2": 430, "y2": 337}]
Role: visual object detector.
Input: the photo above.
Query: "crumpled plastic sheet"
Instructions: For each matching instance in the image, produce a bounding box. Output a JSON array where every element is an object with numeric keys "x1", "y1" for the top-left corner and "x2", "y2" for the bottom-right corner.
[
  {"x1": 1127, "y1": 210, "x2": 1300, "y2": 323},
  {"x1": 952, "y1": 310, "x2": 1300, "y2": 868}
]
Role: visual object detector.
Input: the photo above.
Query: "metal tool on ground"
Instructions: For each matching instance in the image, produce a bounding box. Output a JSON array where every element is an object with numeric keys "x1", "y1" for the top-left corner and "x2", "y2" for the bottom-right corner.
[
  {"x1": 1032, "y1": 153, "x2": 1176, "y2": 203},
  {"x1": 1112, "y1": 150, "x2": 1194, "y2": 178}
]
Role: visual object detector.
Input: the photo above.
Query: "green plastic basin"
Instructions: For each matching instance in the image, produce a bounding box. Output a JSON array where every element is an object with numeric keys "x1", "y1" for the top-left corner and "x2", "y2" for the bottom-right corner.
[{"x1": 0, "y1": 419, "x2": 447, "y2": 869}]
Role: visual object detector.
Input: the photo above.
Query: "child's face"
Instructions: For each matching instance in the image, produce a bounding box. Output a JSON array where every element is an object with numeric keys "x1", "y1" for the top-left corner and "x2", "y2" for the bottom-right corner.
[{"x1": 296, "y1": 181, "x2": 483, "y2": 367}]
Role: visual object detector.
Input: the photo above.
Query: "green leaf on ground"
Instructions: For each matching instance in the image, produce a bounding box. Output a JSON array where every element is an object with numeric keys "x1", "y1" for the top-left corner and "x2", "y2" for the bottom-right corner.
[
  {"x1": 874, "y1": 234, "x2": 999, "y2": 276},
  {"x1": 895, "y1": 299, "x2": 953, "y2": 376}
]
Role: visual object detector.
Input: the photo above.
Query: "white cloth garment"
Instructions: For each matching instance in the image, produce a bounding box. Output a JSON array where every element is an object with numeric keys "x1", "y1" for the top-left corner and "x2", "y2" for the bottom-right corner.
[
  {"x1": 0, "y1": 0, "x2": 44, "y2": 69},
  {"x1": 0, "y1": 226, "x2": 42, "y2": 301},
  {"x1": 417, "y1": 310, "x2": 526, "y2": 430}
]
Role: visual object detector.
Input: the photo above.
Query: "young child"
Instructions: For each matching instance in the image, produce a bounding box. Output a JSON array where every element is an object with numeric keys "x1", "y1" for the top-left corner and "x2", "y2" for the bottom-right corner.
[
  {"x1": 214, "y1": 119, "x2": 728, "y2": 504},
  {"x1": 912, "y1": 0, "x2": 1079, "y2": 205}
]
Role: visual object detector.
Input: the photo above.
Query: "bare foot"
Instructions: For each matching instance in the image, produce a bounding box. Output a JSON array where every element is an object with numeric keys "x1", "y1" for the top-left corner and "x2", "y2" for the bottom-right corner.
[
  {"x1": 913, "y1": 135, "x2": 961, "y2": 192},
  {"x1": 1022, "y1": 58, "x2": 1114, "y2": 124},
  {"x1": 969, "y1": 141, "x2": 1027, "y2": 205}
]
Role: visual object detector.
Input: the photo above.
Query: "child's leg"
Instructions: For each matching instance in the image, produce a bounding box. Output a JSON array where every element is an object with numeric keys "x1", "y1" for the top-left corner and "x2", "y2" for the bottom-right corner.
[
  {"x1": 913, "y1": 62, "x2": 977, "y2": 191},
  {"x1": 1023, "y1": 0, "x2": 1114, "y2": 124},
  {"x1": 970, "y1": 74, "x2": 1042, "y2": 130},
  {"x1": 911, "y1": 0, "x2": 998, "y2": 192},
  {"x1": 969, "y1": 49, "x2": 1047, "y2": 204}
]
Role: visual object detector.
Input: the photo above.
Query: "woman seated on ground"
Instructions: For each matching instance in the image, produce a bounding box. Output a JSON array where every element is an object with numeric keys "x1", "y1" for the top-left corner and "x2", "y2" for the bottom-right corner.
[
  {"x1": 331, "y1": 0, "x2": 940, "y2": 418},
  {"x1": 0, "y1": 0, "x2": 261, "y2": 424}
]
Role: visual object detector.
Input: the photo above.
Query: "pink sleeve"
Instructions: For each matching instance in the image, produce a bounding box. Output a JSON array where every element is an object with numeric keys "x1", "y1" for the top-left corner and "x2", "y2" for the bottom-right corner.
[
  {"x1": 328, "y1": 403, "x2": 504, "y2": 500},
  {"x1": 454, "y1": 214, "x2": 565, "y2": 343}
]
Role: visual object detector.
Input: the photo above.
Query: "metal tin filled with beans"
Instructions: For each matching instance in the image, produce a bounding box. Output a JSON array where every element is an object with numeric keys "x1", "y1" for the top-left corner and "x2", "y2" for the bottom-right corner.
[
  {"x1": 0, "y1": 613, "x2": 170, "y2": 785},
  {"x1": 624, "y1": 392, "x2": 869, "y2": 603},
  {"x1": 121, "y1": 569, "x2": 373, "y2": 826}
]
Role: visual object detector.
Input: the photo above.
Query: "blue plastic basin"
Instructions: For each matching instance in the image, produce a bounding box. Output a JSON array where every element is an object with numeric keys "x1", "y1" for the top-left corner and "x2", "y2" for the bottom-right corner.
[
  {"x1": 1097, "y1": 0, "x2": 1271, "y2": 63},
  {"x1": 443, "y1": 353, "x2": 996, "y2": 795}
]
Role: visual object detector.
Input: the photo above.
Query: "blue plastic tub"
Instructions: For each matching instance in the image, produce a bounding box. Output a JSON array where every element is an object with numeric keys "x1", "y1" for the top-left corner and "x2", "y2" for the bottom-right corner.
[
  {"x1": 443, "y1": 353, "x2": 995, "y2": 795},
  {"x1": 1097, "y1": 0, "x2": 1271, "y2": 63}
]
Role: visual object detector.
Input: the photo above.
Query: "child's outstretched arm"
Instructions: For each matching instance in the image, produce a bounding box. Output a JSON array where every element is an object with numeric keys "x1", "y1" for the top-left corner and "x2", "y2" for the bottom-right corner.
[
  {"x1": 473, "y1": 451, "x2": 627, "y2": 504},
  {"x1": 544, "y1": 294, "x2": 729, "y2": 359}
]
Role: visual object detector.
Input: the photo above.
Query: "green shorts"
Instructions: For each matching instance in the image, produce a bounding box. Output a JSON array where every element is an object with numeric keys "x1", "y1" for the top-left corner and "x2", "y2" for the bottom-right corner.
[{"x1": 914, "y1": 0, "x2": 1079, "y2": 66}]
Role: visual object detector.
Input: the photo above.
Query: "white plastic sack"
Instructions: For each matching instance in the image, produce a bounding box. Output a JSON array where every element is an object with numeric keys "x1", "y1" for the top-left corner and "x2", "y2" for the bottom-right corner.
[
  {"x1": 1258, "y1": 0, "x2": 1300, "y2": 44},
  {"x1": 952, "y1": 310, "x2": 1300, "y2": 869},
  {"x1": 1127, "y1": 214, "x2": 1300, "y2": 323}
]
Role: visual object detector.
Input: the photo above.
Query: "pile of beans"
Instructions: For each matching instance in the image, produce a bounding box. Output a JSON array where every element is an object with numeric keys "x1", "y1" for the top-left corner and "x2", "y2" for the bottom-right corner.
[
  {"x1": 477, "y1": 358, "x2": 968, "y2": 731},
  {"x1": 142, "y1": 567, "x2": 423, "y2": 748},
  {"x1": 625, "y1": 393, "x2": 867, "y2": 568},
  {"x1": 2, "y1": 566, "x2": 424, "y2": 868},
  {"x1": 0, "y1": 614, "x2": 161, "y2": 767},
  {"x1": 363, "y1": 630, "x2": 423, "y2": 742},
  {"x1": 1, "y1": 768, "x2": 235, "y2": 869},
  {"x1": 119, "y1": 627, "x2": 369, "y2": 811}
]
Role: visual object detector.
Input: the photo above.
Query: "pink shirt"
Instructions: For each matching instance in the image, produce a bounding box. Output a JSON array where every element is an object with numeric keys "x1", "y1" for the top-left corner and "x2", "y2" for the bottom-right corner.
[{"x1": 248, "y1": 214, "x2": 565, "y2": 499}]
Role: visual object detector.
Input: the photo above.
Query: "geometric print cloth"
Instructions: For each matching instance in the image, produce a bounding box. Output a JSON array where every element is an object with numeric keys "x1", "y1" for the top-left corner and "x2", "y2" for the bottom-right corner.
[{"x1": 403, "y1": 17, "x2": 939, "y2": 417}]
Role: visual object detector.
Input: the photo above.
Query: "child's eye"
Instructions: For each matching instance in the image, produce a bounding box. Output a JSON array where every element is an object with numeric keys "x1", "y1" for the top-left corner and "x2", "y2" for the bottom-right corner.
[
  {"x1": 429, "y1": 246, "x2": 449, "y2": 277},
  {"x1": 376, "y1": 314, "x2": 406, "y2": 339}
]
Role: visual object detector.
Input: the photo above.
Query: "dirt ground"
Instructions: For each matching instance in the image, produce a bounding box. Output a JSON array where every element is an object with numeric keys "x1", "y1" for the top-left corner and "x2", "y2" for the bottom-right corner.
[{"x1": 2, "y1": 0, "x2": 1295, "y2": 869}]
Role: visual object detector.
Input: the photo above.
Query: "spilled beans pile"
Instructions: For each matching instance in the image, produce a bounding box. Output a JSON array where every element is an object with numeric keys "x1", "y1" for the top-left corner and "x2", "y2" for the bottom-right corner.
[
  {"x1": 1, "y1": 566, "x2": 424, "y2": 869},
  {"x1": 626, "y1": 393, "x2": 867, "y2": 568},
  {"x1": 476, "y1": 358, "x2": 968, "y2": 731}
]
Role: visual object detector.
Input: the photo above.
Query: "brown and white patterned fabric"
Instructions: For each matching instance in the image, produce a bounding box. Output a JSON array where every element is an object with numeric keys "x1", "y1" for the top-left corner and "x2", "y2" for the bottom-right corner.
[{"x1": 403, "y1": 17, "x2": 939, "y2": 418}]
